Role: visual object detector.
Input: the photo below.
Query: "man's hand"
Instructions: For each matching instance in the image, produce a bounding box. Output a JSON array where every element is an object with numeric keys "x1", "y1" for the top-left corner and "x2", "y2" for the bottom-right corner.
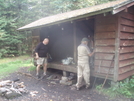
[
  {"x1": 35, "y1": 52, "x2": 39, "y2": 59},
  {"x1": 36, "y1": 55, "x2": 39, "y2": 59}
]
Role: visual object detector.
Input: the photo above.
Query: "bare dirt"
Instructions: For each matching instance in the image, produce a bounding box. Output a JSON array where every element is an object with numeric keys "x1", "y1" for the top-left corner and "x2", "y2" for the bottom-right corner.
[{"x1": 0, "y1": 67, "x2": 130, "y2": 101}]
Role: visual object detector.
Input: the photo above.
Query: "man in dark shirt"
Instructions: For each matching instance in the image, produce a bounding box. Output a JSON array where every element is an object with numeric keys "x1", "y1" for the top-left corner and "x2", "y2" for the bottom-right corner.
[{"x1": 35, "y1": 38, "x2": 49, "y2": 79}]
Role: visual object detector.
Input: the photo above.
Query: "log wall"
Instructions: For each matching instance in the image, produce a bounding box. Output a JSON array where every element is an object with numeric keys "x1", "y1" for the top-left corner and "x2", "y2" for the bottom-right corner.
[
  {"x1": 118, "y1": 6, "x2": 134, "y2": 80},
  {"x1": 94, "y1": 14, "x2": 117, "y2": 80}
]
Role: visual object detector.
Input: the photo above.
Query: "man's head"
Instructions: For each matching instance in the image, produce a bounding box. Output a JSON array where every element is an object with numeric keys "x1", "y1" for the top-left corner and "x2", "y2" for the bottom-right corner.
[
  {"x1": 43, "y1": 38, "x2": 49, "y2": 45},
  {"x1": 81, "y1": 37, "x2": 89, "y2": 45}
]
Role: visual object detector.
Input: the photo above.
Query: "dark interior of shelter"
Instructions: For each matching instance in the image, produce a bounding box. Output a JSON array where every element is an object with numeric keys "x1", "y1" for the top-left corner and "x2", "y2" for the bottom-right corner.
[{"x1": 40, "y1": 18, "x2": 95, "y2": 63}]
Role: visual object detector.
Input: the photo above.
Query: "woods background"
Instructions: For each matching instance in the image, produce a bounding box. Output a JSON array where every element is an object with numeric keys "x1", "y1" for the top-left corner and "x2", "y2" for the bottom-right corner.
[{"x1": 0, "y1": 0, "x2": 115, "y2": 58}]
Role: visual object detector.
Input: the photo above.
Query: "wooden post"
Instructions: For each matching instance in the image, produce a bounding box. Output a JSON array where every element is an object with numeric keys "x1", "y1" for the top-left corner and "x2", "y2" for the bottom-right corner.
[
  {"x1": 73, "y1": 22, "x2": 77, "y2": 63},
  {"x1": 114, "y1": 15, "x2": 120, "y2": 82}
]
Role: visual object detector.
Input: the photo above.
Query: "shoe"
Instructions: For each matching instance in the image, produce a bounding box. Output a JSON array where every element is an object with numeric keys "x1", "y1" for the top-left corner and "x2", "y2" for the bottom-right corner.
[
  {"x1": 40, "y1": 74, "x2": 46, "y2": 80},
  {"x1": 36, "y1": 74, "x2": 40, "y2": 79},
  {"x1": 85, "y1": 85, "x2": 90, "y2": 89}
]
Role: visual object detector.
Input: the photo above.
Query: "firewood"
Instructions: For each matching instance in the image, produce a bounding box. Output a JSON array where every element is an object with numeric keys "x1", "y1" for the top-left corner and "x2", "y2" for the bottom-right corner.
[{"x1": 0, "y1": 80, "x2": 12, "y2": 87}]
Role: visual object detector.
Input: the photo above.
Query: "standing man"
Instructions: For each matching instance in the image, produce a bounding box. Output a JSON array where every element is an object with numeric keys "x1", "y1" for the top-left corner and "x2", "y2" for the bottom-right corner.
[
  {"x1": 76, "y1": 37, "x2": 94, "y2": 90},
  {"x1": 35, "y1": 38, "x2": 49, "y2": 79}
]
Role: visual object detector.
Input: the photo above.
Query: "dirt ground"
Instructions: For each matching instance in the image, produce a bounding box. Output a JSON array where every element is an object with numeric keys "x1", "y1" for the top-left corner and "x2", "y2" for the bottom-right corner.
[{"x1": 0, "y1": 67, "x2": 131, "y2": 101}]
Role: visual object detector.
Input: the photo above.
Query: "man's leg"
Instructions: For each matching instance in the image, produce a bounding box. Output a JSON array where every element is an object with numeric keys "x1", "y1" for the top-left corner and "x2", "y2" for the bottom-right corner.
[
  {"x1": 43, "y1": 63, "x2": 47, "y2": 75},
  {"x1": 36, "y1": 64, "x2": 40, "y2": 79},
  {"x1": 83, "y1": 64, "x2": 90, "y2": 89},
  {"x1": 76, "y1": 64, "x2": 83, "y2": 90}
]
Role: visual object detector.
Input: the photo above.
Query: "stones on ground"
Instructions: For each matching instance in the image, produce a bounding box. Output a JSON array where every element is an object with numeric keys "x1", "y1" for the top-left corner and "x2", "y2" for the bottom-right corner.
[
  {"x1": 60, "y1": 76, "x2": 76, "y2": 86},
  {"x1": 0, "y1": 80, "x2": 28, "y2": 99},
  {"x1": 5, "y1": 91, "x2": 21, "y2": 99}
]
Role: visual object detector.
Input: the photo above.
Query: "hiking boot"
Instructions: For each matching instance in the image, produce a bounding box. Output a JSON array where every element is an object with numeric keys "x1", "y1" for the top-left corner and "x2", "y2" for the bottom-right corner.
[
  {"x1": 40, "y1": 74, "x2": 46, "y2": 80},
  {"x1": 85, "y1": 85, "x2": 90, "y2": 89},
  {"x1": 36, "y1": 74, "x2": 40, "y2": 79}
]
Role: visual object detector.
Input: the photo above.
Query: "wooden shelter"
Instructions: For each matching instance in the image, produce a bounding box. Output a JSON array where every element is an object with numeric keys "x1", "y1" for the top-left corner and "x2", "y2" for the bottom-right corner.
[{"x1": 18, "y1": 0, "x2": 134, "y2": 82}]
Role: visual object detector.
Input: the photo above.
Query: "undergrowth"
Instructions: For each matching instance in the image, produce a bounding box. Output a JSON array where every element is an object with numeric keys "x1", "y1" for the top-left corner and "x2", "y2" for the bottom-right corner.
[{"x1": 96, "y1": 76, "x2": 134, "y2": 99}]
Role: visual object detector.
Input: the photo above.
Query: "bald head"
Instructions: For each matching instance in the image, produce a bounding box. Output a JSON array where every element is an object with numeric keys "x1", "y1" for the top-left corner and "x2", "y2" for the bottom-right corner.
[{"x1": 43, "y1": 38, "x2": 49, "y2": 45}]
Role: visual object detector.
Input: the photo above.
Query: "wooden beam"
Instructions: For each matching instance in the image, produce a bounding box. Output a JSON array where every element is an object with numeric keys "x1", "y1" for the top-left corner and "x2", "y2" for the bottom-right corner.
[
  {"x1": 73, "y1": 22, "x2": 77, "y2": 63},
  {"x1": 114, "y1": 14, "x2": 120, "y2": 82}
]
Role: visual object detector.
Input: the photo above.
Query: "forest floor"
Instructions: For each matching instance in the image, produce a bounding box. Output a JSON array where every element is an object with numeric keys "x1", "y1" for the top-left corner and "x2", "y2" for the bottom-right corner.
[{"x1": 0, "y1": 66, "x2": 131, "y2": 101}]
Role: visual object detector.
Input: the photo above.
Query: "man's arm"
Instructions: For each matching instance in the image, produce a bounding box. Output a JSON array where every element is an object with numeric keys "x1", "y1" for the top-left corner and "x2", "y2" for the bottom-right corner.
[
  {"x1": 35, "y1": 43, "x2": 40, "y2": 59},
  {"x1": 88, "y1": 51, "x2": 95, "y2": 57}
]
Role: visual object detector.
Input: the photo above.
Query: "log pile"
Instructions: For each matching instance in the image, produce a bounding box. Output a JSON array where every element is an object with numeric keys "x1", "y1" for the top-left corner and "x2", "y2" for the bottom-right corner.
[{"x1": 0, "y1": 80, "x2": 28, "y2": 99}]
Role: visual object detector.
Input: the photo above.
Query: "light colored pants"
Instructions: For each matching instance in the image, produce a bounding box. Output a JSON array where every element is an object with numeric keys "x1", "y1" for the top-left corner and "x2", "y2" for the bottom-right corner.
[
  {"x1": 76, "y1": 63, "x2": 90, "y2": 88},
  {"x1": 37, "y1": 57, "x2": 47, "y2": 65}
]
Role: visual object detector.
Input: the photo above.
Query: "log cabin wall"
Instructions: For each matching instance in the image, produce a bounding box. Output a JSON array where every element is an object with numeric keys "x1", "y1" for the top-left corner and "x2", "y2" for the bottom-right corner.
[
  {"x1": 94, "y1": 14, "x2": 117, "y2": 80},
  {"x1": 118, "y1": 6, "x2": 134, "y2": 81}
]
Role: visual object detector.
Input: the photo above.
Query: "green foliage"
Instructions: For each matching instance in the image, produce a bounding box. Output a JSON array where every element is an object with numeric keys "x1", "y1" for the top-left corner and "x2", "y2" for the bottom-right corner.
[
  {"x1": 96, "y1": 77, "x2": 134, "y2": 99},
  {"x1": 0, "y1": 55, "x2": 33, "y2": 79},
  {"x1": 0, "y1": 0, "x2": 116, "y2": 58}
]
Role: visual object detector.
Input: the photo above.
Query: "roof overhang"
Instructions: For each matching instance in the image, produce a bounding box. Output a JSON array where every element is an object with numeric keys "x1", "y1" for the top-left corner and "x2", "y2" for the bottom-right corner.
[{"x1": 18, "y1": 0, "x2": 134, "y2": 31}]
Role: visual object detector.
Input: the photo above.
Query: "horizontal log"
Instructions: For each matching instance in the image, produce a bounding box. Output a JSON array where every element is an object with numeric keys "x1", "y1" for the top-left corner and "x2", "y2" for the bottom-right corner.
[
  {"x1": 120, "y1": 17, "x2": 134, "y2": 27},
  {"x1": 120, "y1": 46, "x2": 134, "y2": 53},
  {"x1": 119, "y1": 58, "x2": 134, "y2": 67},
  {"x1": 120, "y1": 40, "x2": 134, "y2": 46},
  {"x1": 95, "y1": 53, "x2": 114, "y2": 60},
  {"x1": 95, "y1": 32, "x2": 116, "y2": 39},
  {"x1": 95, "y1": 60, "x2": 114, "y2": 67},
  {"x1": 96, "y1": 16, "x2": 116, "y2": 25},
  {"x1": 121, "y1": 12, "x2": 134, "y2": 21},
  {"x1": 95, "y1": 46, "x2": 115, "y2": 53},
  {"x1": 96, "y1": 24, "x2": 116, "y2": 32},
  {"x1": 118, "y1": 69, "x2": 134, "y2": 81},
  {"x1": 119, "y1": 64, "x2": 134, "y2": 74},
  {"x1": 95, "y1": 39, "x2": 115, "y2": 46},
  {"x1": 120, "y1": 32, "x2": 134, "y2": 39},
  {"x1": 94, "y1": 66, "x2": 114, "y2": 74},
  {"x1": 119, "y1": 53, "x2": 134, "y2": 60},
  {"x1": 120, "y1": 25, "x2": 134, "y2": 33}
]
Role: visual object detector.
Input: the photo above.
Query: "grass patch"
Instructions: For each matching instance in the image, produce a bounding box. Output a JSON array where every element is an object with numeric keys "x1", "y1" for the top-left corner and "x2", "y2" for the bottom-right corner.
[{"x1": 0, "y1": 55, "x2": 34, "y2": 79}]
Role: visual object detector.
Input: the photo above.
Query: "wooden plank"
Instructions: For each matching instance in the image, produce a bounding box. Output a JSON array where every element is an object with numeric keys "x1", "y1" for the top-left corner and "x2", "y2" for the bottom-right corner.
[
  {"x1": 120, "y1": 40, "x2": 134, "y2": 46},
  {"x1": 95, "y1": 60, "x2": 114, "y2": 67},
  {"x1": 120, "y1": 17, "x2": 134, "y2": 27},
  {"x1": 119, "y1": 53, "x2": 134, "y2": 60},
  {"x1": 120, "y1": 47, "x2": 134, "y2": 53},
  {"x1": 119, "y1": 58, "x2": 134, "y2": 67},
  {"x1": 114, "y1": 14, "x2": 120, "y2": 82},
  {"x1": 95, "y1": 32, "x2": 116, "y2": 39},
  {"x1": 119, "y1": 64, "x2": 134, "y2": 74},
  {"x1": 95, "y1": 39, "x2": 115, "y2": 46},
  {"x1": 120, "y1": 25, "x2": 134, "y2": 33},
  {"x1": 95, "y1": 53, "x2": 114, "y2": 60},
  {"x1": 96, "y1": 46, "x2": 115, "y2": 53},
  {"x1": 96, "y1": 16, "x2": 116, "y2": 25},
  {"x1": 48, "y1": 63, "x2": 77, "y2": 73},
  {"x1": 118, "y1": 69, "x2": 134, "y2": 81},
  {"x1": 96, "y1": 24, "x2": 116, "y2": 32},
  {"x1": 120, "y1": 12, "x2": 134, "y2": 21},
  {"x1": 120, "y1": 32, "x2": 134, "y2": 39},
  {"x1": 94, "y1": 66, "x2": 114, "y2": 74},
  {"x1": 73, "y1": 22, "x2": 77, "y2": 63}
]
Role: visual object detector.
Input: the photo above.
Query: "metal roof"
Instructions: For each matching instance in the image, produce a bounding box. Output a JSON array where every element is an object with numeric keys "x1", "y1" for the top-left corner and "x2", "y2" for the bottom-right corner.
[{"x1": 18, "y1": 0, "x2": 134, "y2": 31}]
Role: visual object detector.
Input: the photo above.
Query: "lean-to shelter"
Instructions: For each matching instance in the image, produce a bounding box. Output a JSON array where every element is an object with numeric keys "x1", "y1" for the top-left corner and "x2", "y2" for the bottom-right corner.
[{"x1": 18, "y1": 0, "x2": 134, "y2": 82}]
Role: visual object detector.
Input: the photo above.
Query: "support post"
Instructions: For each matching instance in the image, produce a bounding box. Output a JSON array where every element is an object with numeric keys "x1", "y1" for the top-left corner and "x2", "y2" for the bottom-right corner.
[
  {"x1": 114, "y1": 15, "x2": 120, "y2": 82},
  {"x1": 73, "y1": 22, "x2": 77, "y2": 63}
]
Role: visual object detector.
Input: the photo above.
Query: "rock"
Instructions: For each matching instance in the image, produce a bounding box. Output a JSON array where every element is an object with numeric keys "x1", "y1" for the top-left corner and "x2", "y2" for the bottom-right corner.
[
  {"x1": 60, "y1": 80, "x2": 73, "y2": 86},
  {"x1": 0, "y1": 88, "x2": 9, "y2": 95},
  {"x1": 5, "y1": 91, "x2": 21, "y2": 99},
  {"x1": 61, "y1": 76, "x2": 68, "y2": 82},
  {"x1": 50, "y1": 81, "x2": 56, "y2": 85}
]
